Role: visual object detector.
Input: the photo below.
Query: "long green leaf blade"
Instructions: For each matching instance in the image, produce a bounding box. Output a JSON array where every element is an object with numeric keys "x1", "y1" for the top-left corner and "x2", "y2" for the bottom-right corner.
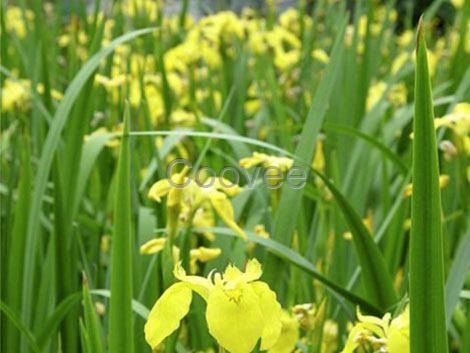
[
  {"x1": 312, "y1": 170, "x2": 397, "y2": 310},
  {"x1": 21, "y1": 27, "x2": 156, "y2": 331},
  {"x1": 108, "y1": 105, "x2": 134, "y2": 353},
  {"x1": 410, "y1": 19, "x2": 449, "y2": 353}
]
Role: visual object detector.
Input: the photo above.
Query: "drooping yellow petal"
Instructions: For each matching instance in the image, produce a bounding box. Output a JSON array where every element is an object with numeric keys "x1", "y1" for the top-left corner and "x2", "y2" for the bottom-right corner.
[
  {"x1": 144, "y1": 282, "x2": 192, "y2": 349},
  {"x1": 167, "y1": 166, "x2": 191, "y2": 207},
  {"x1": 139, "y1": 238, "x2": 167, "y2": 255},
  {"x1": 209, "y1": 191, "x2": 247, "y2": 240},
  {"x1": 174, "y1": 263, "x2": 213, "y2": 301},
  {"x1": 213, "y1": 177, "x2": 243, "y2": 196},
  {"x1": 250, "y1": 282, "x2": 282, "y2": 350},
  {"x1": 206, "y1": 284, "x2": 264, "y2": 353},
  {"x1": 239, "y1": 154, "x2": 263, "y2": 169},
  {"x1": 268, "y1": 311, "x2": 299, "y2": 353},
  {"x1": 190, "y1": 247, "x2": 222, "y2": 262},
  {"x1": 148, "y1": 179, "x2": 172, "y2": 202}
]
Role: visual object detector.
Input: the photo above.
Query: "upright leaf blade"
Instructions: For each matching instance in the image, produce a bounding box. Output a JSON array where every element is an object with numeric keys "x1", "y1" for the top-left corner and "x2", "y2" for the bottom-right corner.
[
  {"x1": 82, "y1": 276, "x2": 104, "y2": 353},
  {"x1": 108, "y1": 105, "x2": 134, "y2": 353},
  {"x1": 410, "y1": 19, "x2": 448, "y2": 353},
  {"x1": 312, "y1": 170, "x2": 397, "y2": 311},
  {"x1": 21, "y1": 27, "x2": 155, "y2": 331},
  {"x1": 265, "y1": 15, "x2": 348, "y2": 288}
]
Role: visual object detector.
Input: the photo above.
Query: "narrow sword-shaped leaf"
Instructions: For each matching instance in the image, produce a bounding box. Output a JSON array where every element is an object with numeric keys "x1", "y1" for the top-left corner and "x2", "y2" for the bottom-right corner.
[
  {"x1": 410, "y1": 19, "x2": 449, "y2": 353},
  {"x1": 108, "y1": 105, "x2": 134, "y2": 353},
  {"x1": 312, "y1": 170, "x2": 397, "y2": 310},
  {"x1": 20, "y1": 28, "x2": 156, "y2": 331}
]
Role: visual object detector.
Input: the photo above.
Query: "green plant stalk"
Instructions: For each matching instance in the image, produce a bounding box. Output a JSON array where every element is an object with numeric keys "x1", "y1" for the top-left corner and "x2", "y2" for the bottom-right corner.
[
  {"x1": 5, "y1": 137, "x2": 31, "y2": 351},
  {"x1": 108, "y1": 105, "x2": 134, "y2": 353},
  {"x1": 410, "y1": 19, "x2": 448, "y2": 353}
]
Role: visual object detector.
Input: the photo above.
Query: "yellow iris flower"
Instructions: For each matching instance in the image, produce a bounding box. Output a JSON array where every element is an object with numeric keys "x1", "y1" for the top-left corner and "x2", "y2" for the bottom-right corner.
[
  {"x1": 148, "y1": 169, "x2": 247, "y2": 240},
  {"x1": 341, "y1": 306, "x2": 409, "y2": 353},
  {"x1": 145, "y1": 259, "x2": 282, "y2": 353},
  {"x1": 239, "y1": 152, "x2": 293, "y2": 171},
  {"x1": 268, "y1": 311, "x2": 299, "y2": 353},
  {"x1": 140, "y1": 237, "x2": 221, "y2": 273}
]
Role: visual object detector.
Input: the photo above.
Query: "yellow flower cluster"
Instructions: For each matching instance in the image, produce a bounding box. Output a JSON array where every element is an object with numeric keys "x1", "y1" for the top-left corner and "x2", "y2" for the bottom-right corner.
[{"x1": 148, "y1": 167, "x2": 247, "y2": 240}]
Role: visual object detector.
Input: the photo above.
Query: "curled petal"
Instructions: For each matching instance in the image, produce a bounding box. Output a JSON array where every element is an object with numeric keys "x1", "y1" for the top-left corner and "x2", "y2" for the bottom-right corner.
[{"x1": 144, "y1": 283, "x2": 192, "y2": 349}]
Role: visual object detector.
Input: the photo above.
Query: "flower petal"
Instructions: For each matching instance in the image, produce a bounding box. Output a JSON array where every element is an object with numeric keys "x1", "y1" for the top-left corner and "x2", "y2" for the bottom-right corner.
[
  {"x1": 206, "y1": 284, "x2": 263, "y2": 353},
  {"x1": 268, "y1": 311, "x2": 299, "y2": 353},
  {"x1": 174, "y1": 263, "x2": 213, "y2": 301},
  {"x1": 250, "y1": 282, "x2": 282, "y2": 350},
  {"x1": 148, "y1": 179, "x2": 172, "y2": 202},
  {"x1": 144, "y1": 282, "x2": 192, "y2": 349},
  {"x1": 210, "y1": 192, "x2": 247, "y2": 240},
  {"x1": 139, "y1": 238, "x2": 167, "y2": 255}
]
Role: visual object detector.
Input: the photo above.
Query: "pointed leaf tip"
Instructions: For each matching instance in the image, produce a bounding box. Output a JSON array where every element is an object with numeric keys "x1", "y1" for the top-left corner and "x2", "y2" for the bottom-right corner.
[
  {"x1": 123, "y1": 101, "x2": 131, "y2": 135},
  {"x1": 416, "y1": 15, "x2": 425, "y2": 52}
]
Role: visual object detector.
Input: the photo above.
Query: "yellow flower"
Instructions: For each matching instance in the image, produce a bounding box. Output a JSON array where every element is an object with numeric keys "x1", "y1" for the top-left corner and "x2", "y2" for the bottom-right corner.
[
  {"x1": 36, "y1": 83, "x2": 63, "y2": 101},
  {"x1": 366, "y1": 81, "x2": 387, "y2": 112},
  {"x1": 190, "y1": 247, "x2": 221, "y2": 263},
  {"x1": 1, "y1": 78, "x2": 31, "y2": 112},
  {"x1": 451, "y1": 0, "x2": 464, "y2": 9},
  {"x1": 391, "y1": 52, "x2": 411, "y2": 75},
  {"x1": 148, "y1": 170, "x2": 247, "y2": 240},
  {"x1": 254, "y1": 224, "x2": 270, "y2": 239},
  {"x1": 311, "y1": 49, "x2": 329, "y2": 64},
  {"x1": 84, "y1": 125, "x2": 123, "y2": 149},
  {"x1": 341, "y1": 306, "x2": 409, "y2": 353},
  {"x1": 140, "y1": 238, "x2": 167, "y2": 255},
  {"x1": 268, "y1": 311, "x2": 299, "y2": 353},
  {"x1": 396, "y1": 30, "x2": 413, "y2": 48},
  {"x1": 5, "y1": 6, "x2": 34, "y2": 38},
  {"x1": 170, "y1": 109, "x2": 197, "y2": 127},
  {"x1": 404, "y1": 174, "x2": 450, "y2": 197},
  {"x1": 312, "y1": 139, "x2": 325, "y2": 172},
  {"x1": 240, "y1": 152, "x2": 293, "y2": 171},
  {"x1": 145, "y1": 259, "x2": 282, "y2": 353},
  {"x1": 435, "y1": 103, "x2": 470, "y2": 139},
  {"x1": 435, "y1": 103, "x2": 470, "y2": 161}
]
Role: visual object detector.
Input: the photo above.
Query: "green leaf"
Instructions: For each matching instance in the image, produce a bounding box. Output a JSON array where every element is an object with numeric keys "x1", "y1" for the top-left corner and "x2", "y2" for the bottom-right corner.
[
  {"x1": 445, "y1": 230, "x2": 470, "y2": 325},
  {"x1": 36, "y1": 293, "x2": 82, "y2": 350},
  {"x1": 5, "y1": 137, "x2": 31, "y2": 350},
  {"x1": 108, "y1": 104, "x2": 135, "y2": 353},
  {"x1": 322, "y1": 122, "x2": 408, "y2": 175},
  {"x1": 82, "y1": 276, "x2": 104, "y2": 353},
  {"x1": 91, "y1": 290, "x2": 150, "y2": 320},
  {"x1": 0, "y1": 301, "x2": 41, "y2": 353},
  {"x1": 265, "y1": 15, "x2": 347, "y2": 287},
  {"x1": 410, "y1": 19, "x2": 449, "y2": 353},
  {"x1": 312, "y1": 170, "x2": 398, "y2": 310},
  {"x1": 21, "y1": 27, "x2": 156, "y2": 330}
]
